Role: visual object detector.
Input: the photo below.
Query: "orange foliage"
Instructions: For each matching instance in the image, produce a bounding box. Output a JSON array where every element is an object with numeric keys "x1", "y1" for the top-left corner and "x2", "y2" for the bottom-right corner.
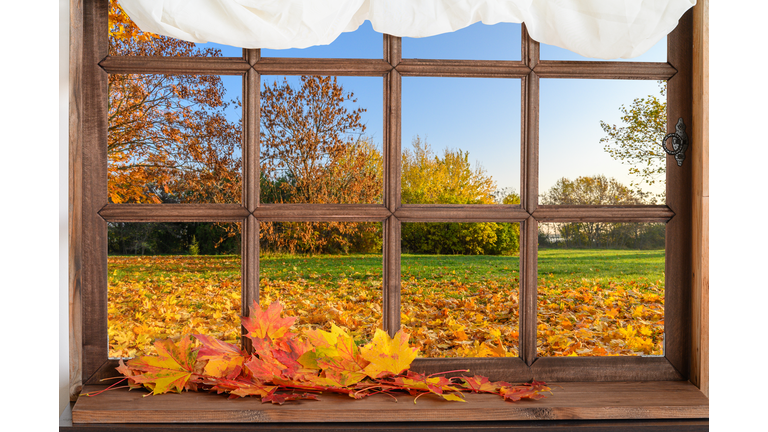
[
  {"x1": 108, "y1": 0, "x2": 241, "y2": 205},
  {"x1": 112, "y1": 301, "x2": 550, "y2": 403}
]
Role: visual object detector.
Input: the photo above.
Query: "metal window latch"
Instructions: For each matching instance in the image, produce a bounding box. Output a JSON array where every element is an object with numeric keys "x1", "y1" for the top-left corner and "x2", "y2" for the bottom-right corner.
[{"x1": 662, "y1": 117, "x2": 689, "y2": 167}]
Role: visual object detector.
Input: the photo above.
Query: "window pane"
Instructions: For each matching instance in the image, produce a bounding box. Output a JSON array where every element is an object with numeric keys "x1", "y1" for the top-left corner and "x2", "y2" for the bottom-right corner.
[
  {"x1": 260, "y1": 76, "x2": 383, "y2": 204},
  {"x1": 540, "y1": 79, "x2": 667, "y2": 205},
  {"x1": 261, "y1": 21, "x2": 381, "y2": 59},
  {"x1": 107, "y1": 74, "x2": 242, "y2": 204},
  {"x1": 402, "y1": 77, "x2": 521, "y2": 204},
  {"x1": 537, "y1": 222, "x2": 665, "y2": 357},
  {"x1": 259, "y1": 222, "x2": 383, "y2": 343},
  {"x1": 401, "y1": 222, "x2": 521, "y2": 358},
  {"x1": 108, "y1": 222, "x2": 242, "y2": 359},
  {"x1": 540, "y1": 37, "x2": 666, "y2": 62},
  {"x1": 403, "y1": 22, "x2": 521, "y2": 61},
  {"x1": 108, "y1": 0, "x2": 242, "y2": 57}
]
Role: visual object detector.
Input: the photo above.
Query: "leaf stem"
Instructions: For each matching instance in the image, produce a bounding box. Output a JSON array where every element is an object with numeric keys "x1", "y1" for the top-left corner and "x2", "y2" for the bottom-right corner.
[{"x1": 82, "y1": 378, "x2": 128, "y2": 397}]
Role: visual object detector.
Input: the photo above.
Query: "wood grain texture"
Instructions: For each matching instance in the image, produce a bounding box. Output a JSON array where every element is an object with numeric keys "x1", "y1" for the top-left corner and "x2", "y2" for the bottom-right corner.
[
  {"x1": 383, "y1": 216, "x2": 401, "y2": 337},
  {"x1": 243, "y1": 68, "x2": 259, "y2": 211},
  {"x1": 242, "y1": 215, "x2": 259, "y2": 352},
  {"x1": 532, "y1": 206, "x2": 674, "y2": 222},
  {"x1": 72, "y1": 381, "x2": 707, "y2": 424},
  {"x1": 385, "y1": 69, "x2": 402, "y2": 213},
  {"x1": 530, "y1": 357, "x2": 683, "y2": 382},
  {"x1": 99, "y1": 204, "x2": 249, "y2": 221},
  {"x1": 533, "y1": 62, "x2": 677, "y2": 80},
  {"x1": 520, "y1": 217, "x2": 538, "y2": 366},
  {"x1": 411, "y1": 357, "x2": 532, "y2": 383},
  {"x1": 521, "y1": 26, "x2": 539, "y2": 212},
  {"x1": 78, "y1": 0, "x2": 110, "y2": 391},
  {"x1": 665, "y1": 9, "x2": 694, "y2": 381},
  {"x1": 245, "y1": 48, "x2": 260, "y2": 66},
  {"x1": 385, "y1": 35, "x2": 401, "y2": 67},
  {"x1": 69, "y1": 0, "x2": 84, "y2": 402},
  {"x1": 253, "y1": 205, "x2": 391, "y2": 221},
  {"x1": 61, "y1": 416, "x2": 710, "y2": 432},
  {"x1": 253, "y1": 58, "x2": 392, "y2": 76},
  {"x1": 394, "y1": 205, "x2": 529, "y2": 222},
  {"x1": 396, "y1": 59, "x2": 530, "y2": 78},
  {"x1": 522, "y1": 24, "x2": 539, "y2": 70},
  {"x1": 690, "y1": 0, "x2": 709, "y2": 398},
  {"x1": 100, "y1": 56, "x2": 250, "y2": 75}
]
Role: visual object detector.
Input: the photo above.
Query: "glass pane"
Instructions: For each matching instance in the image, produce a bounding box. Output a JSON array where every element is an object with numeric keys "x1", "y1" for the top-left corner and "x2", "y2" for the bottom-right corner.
[
  {"x1": 259, "y1": 222, "x2": 383, "y2": 343},
  {"x1": 540, "y1": 37, "x2": 666, "y2": 62},
  {"x1": 262, "y1": 21, "x2": 381, "y2": 58},
  {"x1": 108, "y1": 222, "x2": 242, "y2": 358},
  {"x1": 108, "y1": 0, "x2": 242, "y2": 57},
  {"x1": 537, "y1": 222, "x2": 665, "y2": 357},
  {"x1": 540, "y1": 79, "x2": 667, "y2": 204},
  {"x1": 260, "y1": 76, "x2": 383, "y2": 204},
  {"x1": 402, "y1": 77, "x2": 521, "y2": 204},
  {"x1": 401, "y1": 222, "x2": 521, "y2": 358},
  {"x1": 108, "y1": 74, "x2": 242, "y2": 204},
  {"x1": 403, "y1": 22, "x2": 521, "y2": 61}
]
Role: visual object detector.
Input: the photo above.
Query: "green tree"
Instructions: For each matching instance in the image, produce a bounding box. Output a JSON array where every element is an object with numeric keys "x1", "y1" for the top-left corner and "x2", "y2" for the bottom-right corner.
[
  {"x1": 600, "y1": 82, "x2": 667, "y2": 202},
  {"x1": 401, "y1": 138, "x2": 519, "y2": 255},
  {"x1": 402, "y1": 137, "x2": 496, "y2": 205},
  {"x1": 540, "y1": 176, "x2": 652, "y2": 248}
]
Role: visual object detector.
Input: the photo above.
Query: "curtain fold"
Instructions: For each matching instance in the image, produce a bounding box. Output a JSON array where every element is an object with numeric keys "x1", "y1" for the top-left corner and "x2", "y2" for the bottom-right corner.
[{"x1": 116, "y1": 0, "x2": 696, "y2": 59}]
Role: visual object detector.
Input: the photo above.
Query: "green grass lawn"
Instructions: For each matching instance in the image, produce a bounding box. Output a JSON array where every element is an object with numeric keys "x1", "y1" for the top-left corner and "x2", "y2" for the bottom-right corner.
[{"x1": 259, "y1": 249, "x2": 664, "y2": 285}]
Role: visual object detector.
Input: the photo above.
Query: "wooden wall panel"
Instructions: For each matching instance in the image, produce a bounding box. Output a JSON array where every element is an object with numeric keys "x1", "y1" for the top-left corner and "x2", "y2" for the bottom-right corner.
[
  {"x1": 70, "y1": 0, "x2": 110, "y2": 400},
  {"x1": 665, "y1": 9, "x2": 694, "y2": 380},
  {"x1": 691, "y1": 0, "x2": 709, "y2": 398}
]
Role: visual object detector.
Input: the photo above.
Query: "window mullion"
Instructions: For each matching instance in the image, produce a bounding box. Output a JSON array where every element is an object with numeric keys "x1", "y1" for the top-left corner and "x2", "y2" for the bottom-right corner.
[
  {"x1": 520, "y1": 25, "x2": 540, "y2": 366},
  {"x1": 383, "y1": 35, "x2": 402, "y2": 336},
  {"x1": 242, "y1": 49, "x2": 261, "y2": 352}
]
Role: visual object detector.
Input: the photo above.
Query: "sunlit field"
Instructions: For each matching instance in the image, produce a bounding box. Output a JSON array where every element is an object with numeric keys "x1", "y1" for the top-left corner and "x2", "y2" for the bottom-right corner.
[{"x1": 108, "y1": 250, "x2": 664, "y2": 359}]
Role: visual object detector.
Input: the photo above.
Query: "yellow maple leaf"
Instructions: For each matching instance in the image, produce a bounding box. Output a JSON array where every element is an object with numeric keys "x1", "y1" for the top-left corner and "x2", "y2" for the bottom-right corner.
[{"x1": 360, "y1": 329, "x2": 419, "y2": 379}]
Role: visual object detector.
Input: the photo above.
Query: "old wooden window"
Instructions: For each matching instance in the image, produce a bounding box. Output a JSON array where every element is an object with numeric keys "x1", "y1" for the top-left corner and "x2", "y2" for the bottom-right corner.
[{"x1": 68, "y1": 0, "x2": 708, "y2": 425}]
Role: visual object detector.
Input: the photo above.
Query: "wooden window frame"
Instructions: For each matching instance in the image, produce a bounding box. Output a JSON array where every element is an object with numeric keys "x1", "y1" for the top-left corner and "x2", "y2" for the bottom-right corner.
[{"x1": 67, "y1": 0, "x2": 708, "y2": 426}]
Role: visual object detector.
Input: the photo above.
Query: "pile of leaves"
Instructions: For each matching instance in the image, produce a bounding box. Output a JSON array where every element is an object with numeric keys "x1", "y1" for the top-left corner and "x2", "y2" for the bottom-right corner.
[{"x1": 112, "y1": 301, "x2": 550, "y2": 404}]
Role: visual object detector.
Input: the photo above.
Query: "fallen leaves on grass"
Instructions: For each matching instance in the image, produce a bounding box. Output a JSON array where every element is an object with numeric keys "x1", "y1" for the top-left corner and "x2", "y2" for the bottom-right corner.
[
  {"x1": 108, "y1": 255, "x2": 665, "y2": 359},
  {"x1": 115, "y1": 301, "x2": 550, "y2": 404}
]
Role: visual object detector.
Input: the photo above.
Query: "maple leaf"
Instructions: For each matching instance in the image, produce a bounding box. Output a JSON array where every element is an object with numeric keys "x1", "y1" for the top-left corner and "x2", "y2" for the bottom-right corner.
[
  {"x1": 194, "y1": 334, "x2": 245, "y2": 379},
  {"x1": 242, "y1": 301, "x2": 297, "y2": 344},
  {"x1": 299, "y1": 324, "x2": 370, "y2": 386},
  {"x1": 361, "y1": 329, "x2": 419, "y2": 379},
  {"x1": 387, "y1": 371, "x2": 466, "y2": 403},
  {"x1": 204, "y1": 376, "x2": 276, "y2": 398},
  {"x1": 460, "y1": 375, "x2": 512, "y2": 394},
  {"x1": 126, "y1": 335, "x2": 200, "y2": 395}
]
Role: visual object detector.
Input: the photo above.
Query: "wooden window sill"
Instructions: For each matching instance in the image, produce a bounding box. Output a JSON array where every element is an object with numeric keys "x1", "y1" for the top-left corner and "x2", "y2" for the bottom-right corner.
[{"x1": 70, "y1": 381, "x2": 708, "y2": 424}]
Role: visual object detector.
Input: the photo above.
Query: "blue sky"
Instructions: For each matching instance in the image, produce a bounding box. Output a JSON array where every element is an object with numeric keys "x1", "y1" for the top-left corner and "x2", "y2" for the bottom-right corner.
[{"x1": 205, "y1": 21, "x2": 668, "y2": 199}]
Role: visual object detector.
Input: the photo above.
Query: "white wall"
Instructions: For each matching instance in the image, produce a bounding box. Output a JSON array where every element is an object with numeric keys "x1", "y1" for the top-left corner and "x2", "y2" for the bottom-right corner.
[{"x1": 0, "y1": 2, "x2": 62, "y2": 426}]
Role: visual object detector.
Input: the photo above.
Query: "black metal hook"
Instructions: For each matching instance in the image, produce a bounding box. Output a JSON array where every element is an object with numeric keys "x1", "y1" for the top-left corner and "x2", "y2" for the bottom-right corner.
[{"x1": 662, "y1": 117, "x2": 688, "y2": 167}]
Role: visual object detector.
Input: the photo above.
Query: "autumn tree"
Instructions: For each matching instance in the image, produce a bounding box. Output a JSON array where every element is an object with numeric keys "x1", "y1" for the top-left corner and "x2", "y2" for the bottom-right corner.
[
  {"x1": 259, "y1": 76, "x2": 383, "y2": 254},
  {"x1": 108, "y1": 1, "x2": 242, "y2": 205},
  {"x1": 600, "y1": 81, "x2": 667, "y2": 202},
  {"x1": 402, "y1": 137, "x2": 496, "y2": 205},
  {"x1": 401, "y1": 138, "x2": 519, "y2": 255},
  {"x1": 540, "y1": 175, "x2": 661, "y2": 248}
]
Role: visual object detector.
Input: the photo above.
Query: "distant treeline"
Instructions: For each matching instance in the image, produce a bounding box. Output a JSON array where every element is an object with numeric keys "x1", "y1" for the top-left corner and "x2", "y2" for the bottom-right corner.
[
  {"x1": 108, "y1": 222, "x2": 240, "y2": 255},
  {"x1": 539, "y1": 222, "x2": 665, "y2": 250}
]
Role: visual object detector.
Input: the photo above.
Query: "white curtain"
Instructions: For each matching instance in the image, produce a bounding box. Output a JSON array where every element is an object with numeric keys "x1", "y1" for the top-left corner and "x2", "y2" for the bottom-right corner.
[{"x1": 117, "y1": 0, "x2": 696, "y2": 59}]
